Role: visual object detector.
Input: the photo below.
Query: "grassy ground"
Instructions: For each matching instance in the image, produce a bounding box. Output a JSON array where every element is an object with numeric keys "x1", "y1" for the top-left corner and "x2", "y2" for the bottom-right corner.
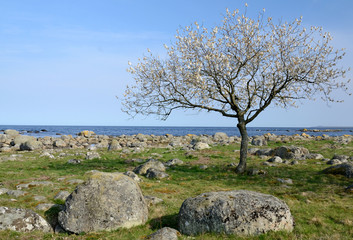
[{"x1": 0, "y1": 139, "x2": 352, "y2": 239}]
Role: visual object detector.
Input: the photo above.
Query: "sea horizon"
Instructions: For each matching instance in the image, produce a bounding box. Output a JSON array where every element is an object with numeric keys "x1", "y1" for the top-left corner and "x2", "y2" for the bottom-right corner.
[{"x1": 1, "y1": 125, "x2": 352, "y2": 138}]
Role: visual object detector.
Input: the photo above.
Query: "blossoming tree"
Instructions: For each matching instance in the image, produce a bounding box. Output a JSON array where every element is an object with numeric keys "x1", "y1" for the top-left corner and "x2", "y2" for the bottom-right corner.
[{"x1": 122, "y1": 7, "x2": 350, "y2": 173}]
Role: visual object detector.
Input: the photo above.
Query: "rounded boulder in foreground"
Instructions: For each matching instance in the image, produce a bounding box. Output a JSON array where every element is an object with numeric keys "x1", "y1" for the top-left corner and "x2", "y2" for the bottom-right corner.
[
  {"x1": 178, "y1": 190, "x2": 294, "y2": 236},
  {"x1": 58, "y1": 172, "x2": 148, "y2": 234}
]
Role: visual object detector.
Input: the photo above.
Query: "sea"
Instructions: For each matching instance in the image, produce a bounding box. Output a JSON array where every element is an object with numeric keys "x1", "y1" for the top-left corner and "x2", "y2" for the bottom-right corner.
[{"x1": 0, "y1": 125, "x2": 352, "y2": 138}]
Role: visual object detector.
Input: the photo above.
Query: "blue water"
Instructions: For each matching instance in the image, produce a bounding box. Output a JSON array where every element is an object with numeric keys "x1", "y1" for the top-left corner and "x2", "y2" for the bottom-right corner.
[{"x1": 0, "y1": 125, "x2": 352, "y2": 138}]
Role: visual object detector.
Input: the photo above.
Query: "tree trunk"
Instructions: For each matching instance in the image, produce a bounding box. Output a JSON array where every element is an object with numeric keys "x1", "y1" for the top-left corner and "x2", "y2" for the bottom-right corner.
[{"x1": 235, "y1": 121, "x2": 248, "y2": 173}]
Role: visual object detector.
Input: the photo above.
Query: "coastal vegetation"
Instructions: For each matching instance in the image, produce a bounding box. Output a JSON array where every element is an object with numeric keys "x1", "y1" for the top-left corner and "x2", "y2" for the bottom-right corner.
[{"x1": 0, "y1": 132, "x2": 352, "y2": 239}]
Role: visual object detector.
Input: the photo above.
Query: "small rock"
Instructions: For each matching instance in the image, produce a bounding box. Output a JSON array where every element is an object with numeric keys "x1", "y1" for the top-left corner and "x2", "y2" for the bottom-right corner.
[
  {"x1": 144, "y1": 195, "x2": 164, "y2": 207},
  {"x1": 85, "y1": 151, "x2": 101, "y2": 160},
  {"x1": 268, "y1": 156, "x2": 283, "y2": 163},
  {"x1": 147, "y1": 227, "x2": 180, "y2": 240},
  {"x1": 247, "y1": 168, "x2": 267, "y2": 176},
  {"x1": 0, "y1": 188, "x2": 9, "y2": 195},
  {"x1": 67, "y1": 159, "x2": 81, "y2": 164},
  {"x1": 35, "y1": 203, "x2": 57, "y2": 211},
  {"x1": 290, "y1": 160, "x2": 299, "y2": 165},
  {"x1": 33, "y1": 195, "x2": 47, "y2": 201},
  {"x1": 164, "y1": 158, "x2": 184, "y2": 167},
  {"x1": 326, "y1": 159, "x2": 342, "y2": 165},
  {"x1": 16, "y1": 181, "x2": 53, "y2": 190},
  {"x1": 7, "y1": 190, "x2": 27, "y2": 197},
  {"x1": 133, "y1": 159, "x2": 166, "y2": 175},
  {"x1": 199, "y1": 165, "x2": 208, "y2": 170},
  {"x1": 145, "y1": 168, "x2": 169, "y2": 179},
  {"x1": 193, "y1": 142, "x2": 210, "y2": 150},
  {"x1": 277, "y1": 178, "x2": 293, "y2": 185},
  {"x1": 124, "y1": 171, "x2": 142, "y2": 182},
  {"x1": 54, "y1": 191, "x2": 71, "y2": 201},
  {"x1": 67, "y1": 179, "x2": 84, "y2": 184}
]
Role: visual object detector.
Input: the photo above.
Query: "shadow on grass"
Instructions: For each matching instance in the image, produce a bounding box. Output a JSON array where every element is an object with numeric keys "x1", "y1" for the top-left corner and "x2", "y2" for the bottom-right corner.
[{"x1": 149, "y1": 213, "x2": 179, "y2": 230}]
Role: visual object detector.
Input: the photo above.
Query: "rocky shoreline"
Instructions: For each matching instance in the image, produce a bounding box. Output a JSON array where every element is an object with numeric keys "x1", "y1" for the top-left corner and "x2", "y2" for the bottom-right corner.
[{"x1": 1, "y1": 129, "x2": 353, "y2": 153}]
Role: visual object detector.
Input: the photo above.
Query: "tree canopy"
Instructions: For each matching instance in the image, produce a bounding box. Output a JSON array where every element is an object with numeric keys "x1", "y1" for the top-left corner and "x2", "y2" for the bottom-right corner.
[{"x1": 122, "y1": 6, "x2": 350, "y2": 172}]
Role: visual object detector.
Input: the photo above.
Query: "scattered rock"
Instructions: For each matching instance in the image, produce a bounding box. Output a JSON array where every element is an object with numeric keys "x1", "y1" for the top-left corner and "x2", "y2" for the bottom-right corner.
[
  {"x1": 326, "y1": 159, "x2": 342, "y2": 165},
  {"x1": 54, "y1": 191, "x2": 71, "y2": 201},
  {"x1": 0, "y1": 206, "x2": 52, "y2": 232},
  {"x1": 67, "y1": 159, "x2": 81, "y2": 164},
  {"x1": 16, "y1": 181, "x2": 53, "y2": 190},
  {"x1": 0, "y1": 188, "x2": 9, "y2": 195},
  {"x1": 247, "y1": 168, "x2": 267, "y2": 176},
  {"x1": 108, "y1": 139, "x2": 122, "y2": 151},
  {"x1": 193, "y1": 142, "x2": 210, "y2": 150},
  {"x1": 6, "y1": 190, "x2": 27, "y2": 197},
  {"x1": 251, "y1": 136, "x2": 267, "y2": 146},
  {"x1": 199, "y1": 165, "x2": 208, "y2": 170},
  {"x1": 322, "y1": 163, "x2": 353, "y2": 178},
  {"x1": 78, "y1": 130, "x2": 95, "y2": 137},
  {"x1": 274, "y1": 146, "x2": 309, "y2": 160},
  {"x1": 123, "y1": 171, "x2": 142, "y2": 182},
  {"x1": 178, "y1": 190, "x2": 294, "y2": 236},
  {"x1": 67, "y1": 179, "x2": 84, "y2": 185},
  {"x1": 58, "y1": 172, "x2": 148, "y2": 233},
  {"x1": 35, "y1": 203, "x2": 57, "y2": 211},
  {"x1": 214, "y1": 132, "x2": 228, "y2": 141},
  {"x1": 268, "y1": 156, "x2": 283, "y2": 163},
  {"x1": 145, "y1": 168, "x2": 169, "y2": 179},
  {"x1": 4, "y1": 129, "x2": 19, "y2": 137},
  {"x1": 33, "y1": 195, "x2": 47, "y2": 201},
  {"x1": 20, "y1": 139, "x2": 43, "y2": 151},
  {"x1": 54, "y1": 139, "x2": 67, "y2": 148},
  {"x1": 277, "y1": 178, "x2": 293, "y2": 185},
  {"x1": 144, "y1": 195, "x2": 164, "y2": 207},
  {"x1": 133, "y1": 159, "x2": 166, "y2": 175},
  {"x1": 147, "y1": 227, "x2": 180, "y2": 240},
  {"x1": 164, "y1": 158, "x2": 183, "y2": 167},
  {"x1": 85, "y1": 151, "x2": 100, "y2": 160}
]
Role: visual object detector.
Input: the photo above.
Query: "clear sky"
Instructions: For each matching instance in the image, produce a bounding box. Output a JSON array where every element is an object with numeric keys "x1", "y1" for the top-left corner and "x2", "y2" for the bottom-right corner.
[{"x1": 0, "y1": 0, "x2": 352, "y2": 127}]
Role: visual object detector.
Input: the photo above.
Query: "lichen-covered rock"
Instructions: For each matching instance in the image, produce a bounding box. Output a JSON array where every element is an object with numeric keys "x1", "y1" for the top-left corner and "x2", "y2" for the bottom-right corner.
[
  {"x1": 178, "y1": 190, "x2": 294, "y2": 236},
  {"x1": 0, "y1": 206, "x2": 52, "y2": 232},
  {"x1": 193, "y1": 142, "x2": 210, "y2": 150},
  {"x1": 85, "y1": 151, "x2": 100, "y2": 160},
  {"x1": 147, "y1": 227, "x2": 180, "y2": 240},
  {"x1": 20, "y1": 139, "x2": 43, "y2": 151},
  {"x1": 213, "y1": 132, "x2": 228, "y2": 141},
  {"x1": 108, "y1": 139, "x2": 122, "y2": 151},
  {"x1": 145, "y1": 168, "x2": 169, "y2": 179},
  {"x1": 164, "y1": 158, "x2": 184, "y2": 167},
  {"x1": 322, "y1": 163, "x2": 353, "y2": 178},
  {"x1": 58, "y1": 172, "x2": 148, "y2": 233},
  {"x1": 274, "y1": 146, "x2": 309, "y2": 160},
  {"x1": 4, "y1": 129, "x2": 19, "y2": 138},
  {"x1": 133, "y1": 159, "x2": 166, "y2": 175}
]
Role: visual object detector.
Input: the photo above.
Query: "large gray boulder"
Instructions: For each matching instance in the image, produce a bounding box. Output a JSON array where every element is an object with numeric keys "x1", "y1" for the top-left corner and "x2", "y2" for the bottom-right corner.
[
  {"x1": 58, "y1": 172, "x2": 148, "y2": 233},
  {"x1": 4, "y1": 129, "x2": 19, "y2": 138},
  {"x1": 274, "y1": 146, "x2": 309, "y2": 160},
  {"x1": 178, "y1": 190, "x2": 294, "y2": 236},
  {"x1": 108, "y1": 139, "x2": 122, "y2": 151},
  {"x1": 0, "y1": 206, "x2": 52, "y2": 232},
  {"x1": 20, "y1": 139, "x2": 43, "y2": 151},
  {"x1": 133, "y1": 159, "x2": 166, "y2": 175},
  {"x1": 12, "y1": 135, "x2": 35, "y2": 146},
  {"x1": 322, "y1": 163, "x2": 353, "y2": 178},
  {"x1": 214, "y1": 132, "x2": 228, "y2": 141}
]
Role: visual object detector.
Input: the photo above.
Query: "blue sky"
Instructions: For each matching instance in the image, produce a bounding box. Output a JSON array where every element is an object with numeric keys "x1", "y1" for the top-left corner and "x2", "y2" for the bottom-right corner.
[{"x1": 0, "y1": 0, "x2": 352, "y2": 127}]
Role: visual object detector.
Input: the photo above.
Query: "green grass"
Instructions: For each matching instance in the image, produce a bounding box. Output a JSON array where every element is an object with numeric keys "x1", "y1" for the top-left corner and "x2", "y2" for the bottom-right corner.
[{"x1": 0, "y1": 140, "x2": 353, "y2": 239}]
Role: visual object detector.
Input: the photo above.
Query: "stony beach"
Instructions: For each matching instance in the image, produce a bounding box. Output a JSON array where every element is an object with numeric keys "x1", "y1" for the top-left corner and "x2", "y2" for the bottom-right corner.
[{"x1": 0, "y1": 129, "x2": 353, "y2": 239}]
